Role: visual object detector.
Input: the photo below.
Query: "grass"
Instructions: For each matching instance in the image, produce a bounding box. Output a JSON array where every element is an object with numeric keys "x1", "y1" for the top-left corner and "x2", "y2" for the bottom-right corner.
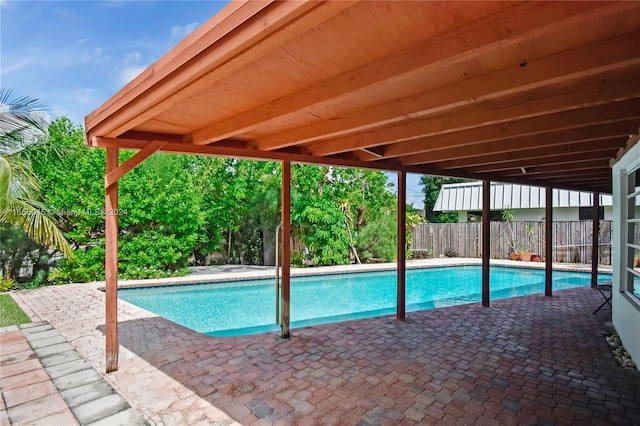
[{"x1": 0, "y1": 294, "x2": 31, "y2": 327}]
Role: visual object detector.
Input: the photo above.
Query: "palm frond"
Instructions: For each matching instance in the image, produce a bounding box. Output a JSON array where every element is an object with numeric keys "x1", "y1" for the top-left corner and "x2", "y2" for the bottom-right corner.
[
  {"x1": 0, "y1": 89, "x2": 50, "y2": 156},
  {"x1": 2, "y1": 154, "x2": 39, "y2": 200},
  {"x1": 0, "y1": 197, "x2": 73, "y2": 259}
]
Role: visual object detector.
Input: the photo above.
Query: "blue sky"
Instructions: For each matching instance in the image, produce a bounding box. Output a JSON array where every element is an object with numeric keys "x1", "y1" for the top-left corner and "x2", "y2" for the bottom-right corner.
[
  {"x1": 1, "y1": 0, "x2": 226, "y2": 123},
  {"x1": 1, "y1": 0, "x2": 425, "y2": 207}
]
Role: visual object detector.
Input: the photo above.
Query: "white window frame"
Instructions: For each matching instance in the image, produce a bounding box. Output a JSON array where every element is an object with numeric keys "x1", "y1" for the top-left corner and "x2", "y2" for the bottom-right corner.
[{"x1": 613, "y1": 136, "x2": 640, "y2": 307}]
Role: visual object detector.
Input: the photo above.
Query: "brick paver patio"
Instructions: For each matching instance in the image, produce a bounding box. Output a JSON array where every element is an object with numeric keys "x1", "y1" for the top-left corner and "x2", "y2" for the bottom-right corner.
[{"x1": 9, "y1": 273, "x2": 640, "y2": 425}]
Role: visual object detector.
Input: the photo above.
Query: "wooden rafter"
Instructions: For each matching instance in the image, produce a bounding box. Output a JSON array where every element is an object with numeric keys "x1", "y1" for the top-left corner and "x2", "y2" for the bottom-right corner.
[
  {"x1": 86, "y1": 1, "x2": 640, "y2": 195},
  {"x1": 83, "y1": 0, "x2": 640, "y2": 374},
  {"x1": 104, "y1": 141, "x2": 166, "y2": 189}
]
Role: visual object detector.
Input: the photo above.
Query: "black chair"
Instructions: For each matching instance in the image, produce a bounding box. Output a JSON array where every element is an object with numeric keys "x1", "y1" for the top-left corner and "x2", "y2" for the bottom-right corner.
[{"x1": 593, "y1": 282, "x2": 612, "y2": 314}]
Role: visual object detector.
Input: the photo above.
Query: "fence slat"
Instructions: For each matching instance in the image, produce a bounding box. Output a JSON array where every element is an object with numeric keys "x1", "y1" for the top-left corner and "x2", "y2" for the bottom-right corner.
[{"x1": 411, "y1": 220, "x2": 613, "y2": 265}]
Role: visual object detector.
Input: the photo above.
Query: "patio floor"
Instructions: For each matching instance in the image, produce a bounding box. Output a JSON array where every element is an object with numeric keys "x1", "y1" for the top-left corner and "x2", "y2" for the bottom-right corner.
[{"x1": 6, "y1": 268, "x2": 640, "y2": 425}]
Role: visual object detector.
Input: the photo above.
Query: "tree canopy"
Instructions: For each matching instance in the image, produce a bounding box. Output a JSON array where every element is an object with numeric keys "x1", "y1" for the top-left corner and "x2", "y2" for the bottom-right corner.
[
  {"x1": 0, "y1": 90, "x2": 72, "y2": 283},
  {"x1": 419, "y1": 175, "x2": 468, "y2": 223},
  {"x1": 3, "y1": 115, "x2": 420, "y2": 285}
]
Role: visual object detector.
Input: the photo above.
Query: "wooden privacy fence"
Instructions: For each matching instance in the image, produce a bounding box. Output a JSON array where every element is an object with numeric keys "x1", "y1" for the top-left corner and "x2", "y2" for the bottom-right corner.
[{"x1": 411, "y1": 221, "x2": 614, "y2": 265}]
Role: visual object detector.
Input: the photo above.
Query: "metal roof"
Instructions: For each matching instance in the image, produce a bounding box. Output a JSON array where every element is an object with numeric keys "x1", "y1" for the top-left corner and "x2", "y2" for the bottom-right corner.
[{"x1": 434, "y1": 181, "x2": 614, "y2": 212}]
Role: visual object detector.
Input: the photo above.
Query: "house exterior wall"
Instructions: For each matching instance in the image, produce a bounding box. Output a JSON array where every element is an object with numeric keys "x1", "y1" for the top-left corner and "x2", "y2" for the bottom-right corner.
[
  {"x1": 456, "y1": 206, "x2": 618, "y2": 222},
  {"x1": 612, "y1": 138, "x2": 640, "y2": 370},
  {"x1": 604, "y1": 206, "x2": 613, "y2": 220},
  {"x1": 514, "y1": 208, "x2": 577, "y2": 221}
]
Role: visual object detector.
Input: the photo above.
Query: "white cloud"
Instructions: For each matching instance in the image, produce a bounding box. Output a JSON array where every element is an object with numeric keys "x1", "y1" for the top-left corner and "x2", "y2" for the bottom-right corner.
[
  {"x1": 0, "y1": 58, "x2": 35, "y2": 75},
  {"x1": 82, "y1": 47, "x2": 106, "y2": 63},
  {"x1": 124, "y1": 51, "x2": 142, "y2": 64},
  {"x1": 118, "y1": 65, "x2": 147, "y2": 87},
  {"x1": 46, "y1": 88, "x2": 100, "y2": 124},
  {"x1": 170, "y1": 22, "x2": 199, "y2": 41}
]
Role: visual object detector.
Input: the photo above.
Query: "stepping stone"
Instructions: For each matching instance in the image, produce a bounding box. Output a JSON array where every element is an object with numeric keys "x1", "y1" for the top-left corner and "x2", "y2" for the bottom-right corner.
[
  {"x1": 33, "y1": 342, "x2": 75, "y2": 358},
  {"x1": 39, "y1": 350, "x2": 83, "y2": 368},
  {"x1": 71, "y1": 393, "x2": 130, "y2": 425},
  {"x1": 87, "y1": 408, "x2": 149, "y2": 426},
  {"x1": 52, "y1": 368, "x2": 104, "y2": 391},
  {"x1": 62, "y1": 381, "x2": 115, "y2": 408}
]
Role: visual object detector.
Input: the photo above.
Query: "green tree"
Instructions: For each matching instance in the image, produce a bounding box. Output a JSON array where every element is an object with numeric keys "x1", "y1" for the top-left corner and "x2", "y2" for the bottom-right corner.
[
  {"x1": 33, "y1": 118, "x2": 105, "y2": 283},
  {"x1": 289, "y1": 165, "x2": 397, "y2": 265},
  {"x1": 419, "y1": 175, "x2": 467, "y2": 223},
  {"x1": 290, "y1": 165, "x2": 350, "y2": 265},
  {"x1": 118, "y1": 153, "x2": 205, "y2": 277},
  {"x1": 0, "y1": 90, "x2": 72, "y2": 280},
  {"x1": 37, "y1": 120, "x2": 206, "y2": 282}
]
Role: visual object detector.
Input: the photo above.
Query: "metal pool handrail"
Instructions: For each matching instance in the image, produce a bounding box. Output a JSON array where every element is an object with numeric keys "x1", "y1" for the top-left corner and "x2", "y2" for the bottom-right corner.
[{"x1": 275, "y1": 224, "x2": 282, "y2": 325}]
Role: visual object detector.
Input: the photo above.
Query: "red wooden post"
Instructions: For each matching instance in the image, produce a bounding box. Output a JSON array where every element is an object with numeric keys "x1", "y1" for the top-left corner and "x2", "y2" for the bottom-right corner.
[
  {"x1": 482, "y1": 179, "x2": 490, "y2": 307},
  {"x1": 105, "y1": 147, "x2": 119, "y2": 372},
  {"x1": 281, "y1": 160, "x2": 291, "y2": 338},
  {"x1": 545, "y1": 186, "x2": 553, "y2": 297},
  {"x1": 397, "y1": 171, "x2": 406, "y2": 321}
]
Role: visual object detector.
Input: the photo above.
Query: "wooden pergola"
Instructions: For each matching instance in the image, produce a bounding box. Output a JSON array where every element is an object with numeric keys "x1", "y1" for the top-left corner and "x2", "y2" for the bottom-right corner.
[{"x1": 85, "y1": 1, "x2": 640, "y2": 372}]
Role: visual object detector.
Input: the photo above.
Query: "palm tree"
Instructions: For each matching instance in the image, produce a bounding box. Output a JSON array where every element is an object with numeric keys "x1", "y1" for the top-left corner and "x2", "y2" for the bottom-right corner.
[{"x1": 0, "y1": 89, "x2": 73, "y2": 270}]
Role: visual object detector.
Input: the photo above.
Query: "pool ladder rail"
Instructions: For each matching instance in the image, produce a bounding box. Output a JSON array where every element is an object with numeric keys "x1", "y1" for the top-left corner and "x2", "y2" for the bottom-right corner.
[{"x1": 275, "y1": 224, "x2": 282, "y2": 325}]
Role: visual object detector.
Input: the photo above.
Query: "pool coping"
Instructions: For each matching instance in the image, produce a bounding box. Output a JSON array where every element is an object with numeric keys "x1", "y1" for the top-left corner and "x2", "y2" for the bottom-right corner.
[{"x1": 97, "y1": 258, "x2": 612, "y2": 290}]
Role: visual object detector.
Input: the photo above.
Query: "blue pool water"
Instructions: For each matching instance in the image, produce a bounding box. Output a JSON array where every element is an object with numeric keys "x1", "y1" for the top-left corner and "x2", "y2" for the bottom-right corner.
[{"x1": 118, "y1": 266, "x2": 611, "y2": 337}]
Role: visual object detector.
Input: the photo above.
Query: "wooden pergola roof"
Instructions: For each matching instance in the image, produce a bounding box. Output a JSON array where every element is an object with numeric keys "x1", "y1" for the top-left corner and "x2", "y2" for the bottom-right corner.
[
  {"x1": 85, "y1": 1, "x2": 640, "y2": 194},
  {"x1": 85, "y1": 1, "x2": 640, "y2": 373}
]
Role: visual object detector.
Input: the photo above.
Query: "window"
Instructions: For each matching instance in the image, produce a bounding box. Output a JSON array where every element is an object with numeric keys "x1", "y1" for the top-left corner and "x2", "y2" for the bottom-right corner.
[
  {"x1": 624, "y1": 168, "x2": 640, "y2": 299},
  {"x1": 467, "y1": 211, "x2": 502, "y2": 222},
  {"x1": 579, "y1": 206, "x2": 605, "y2": 220}
]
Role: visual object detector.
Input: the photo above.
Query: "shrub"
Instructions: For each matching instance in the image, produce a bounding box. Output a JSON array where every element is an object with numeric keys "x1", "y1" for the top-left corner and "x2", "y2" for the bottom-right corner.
[{"x1": 356, "y1": 214, "x2": 396, "y2": 263}]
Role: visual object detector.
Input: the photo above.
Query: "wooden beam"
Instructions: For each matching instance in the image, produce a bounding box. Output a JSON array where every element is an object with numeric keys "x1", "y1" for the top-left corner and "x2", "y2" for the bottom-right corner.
[
  {"x1": 482, "y1": 179, "x2": 490, "y2": 307},
  {"x1": 309, "y1": 84, "x2": 640, "y2": 159},
  {"x1": 400, "y1": 119, "x2": 638, "y2": 166},
  {"x1": 397, "y1": 171, "x2": 406, "y2": 321},
  {"x1": 545, "y1": 186, "x2": 553, "y2": 297},
  {"x1": 190, "y1": 1, "x2": 618, "y2": 146},
  {"x1": 434, "y1": 140, "x2": 622, "y2": 171},
  {"x1": 89, "y1": 1, "x2": 354, "y2": 139},
  {"x1": 465, "y1": 151, "x2": 619, "y2": 174},
  {"x1": 281, "y1": 159, "x2": 291, "y2": 338},
  {"x1": 526, "y1": 170, "x2": 611, "y2": 181},
  {"x1": 546, "y1": 174, "x2": 611, "y2": 183},
  {"x1": 105, "y1": 142, "x2": 166, "y2": 189},
  {"x1": 591, "y1": 192, "x2": 600, "y2": 288},
  {"x1": 374, "y1": 71, "x2": 640, "y2": 165},
  {"x1": 92, "y1": 137, "x2": 403, "y2": 173},
  {"x1": 256, "y1": 29, "x2": 640, "y2": 151},
  {"x1": 118, "y1": 130, "x2": 185, "y2": 143},
  {"x1": 381, "y1": 107, "x2": 640, "y2": 161},
  {"x1": 499, "y1": 159, "x2": 610, "y2": 177},
  {"x1": 105, "y1": 147, "x2": 119, "y2": 373}
]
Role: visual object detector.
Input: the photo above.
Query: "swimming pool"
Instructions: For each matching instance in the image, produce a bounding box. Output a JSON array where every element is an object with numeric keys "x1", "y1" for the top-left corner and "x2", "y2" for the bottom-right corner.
[{"x1": 118, "y1": 266, "x2": 611, "y2": 337}]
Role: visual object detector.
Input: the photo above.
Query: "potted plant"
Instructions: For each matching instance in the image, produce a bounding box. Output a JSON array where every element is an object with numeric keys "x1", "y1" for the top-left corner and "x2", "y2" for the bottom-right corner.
[
  {"x1": 530, "y1": 254, "x2": 541, "y2": 262},
  {"x1": 519, "y1": 223, "x2": 536, "y2": 261}
]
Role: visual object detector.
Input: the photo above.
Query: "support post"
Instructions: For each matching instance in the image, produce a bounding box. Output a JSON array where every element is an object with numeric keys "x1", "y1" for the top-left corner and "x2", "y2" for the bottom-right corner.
[
  {"x1": 545, "y1": 186, "x2": 553, "y2": 297},
  {"x1": 280, "y1": 160, "x2": 291, "y2": 338},
  {"x1": 397, "y1": 171, "x2": 406, "y2": 321},
  {"x1": 482, "y1": 179, "x2": 490, "y2": 307},
  {"x1": 105, "y1": 148, "x2": 119, "y2": 373},
  {"x1": 591, "y1": 192, "x2": 600, "y2": 287}
]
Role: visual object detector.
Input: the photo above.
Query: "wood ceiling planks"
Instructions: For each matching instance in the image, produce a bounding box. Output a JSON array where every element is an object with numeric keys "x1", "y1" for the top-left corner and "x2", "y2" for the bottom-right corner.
[{"x1": 85, "y1": 1, "x2": 640, "y2": 193}]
